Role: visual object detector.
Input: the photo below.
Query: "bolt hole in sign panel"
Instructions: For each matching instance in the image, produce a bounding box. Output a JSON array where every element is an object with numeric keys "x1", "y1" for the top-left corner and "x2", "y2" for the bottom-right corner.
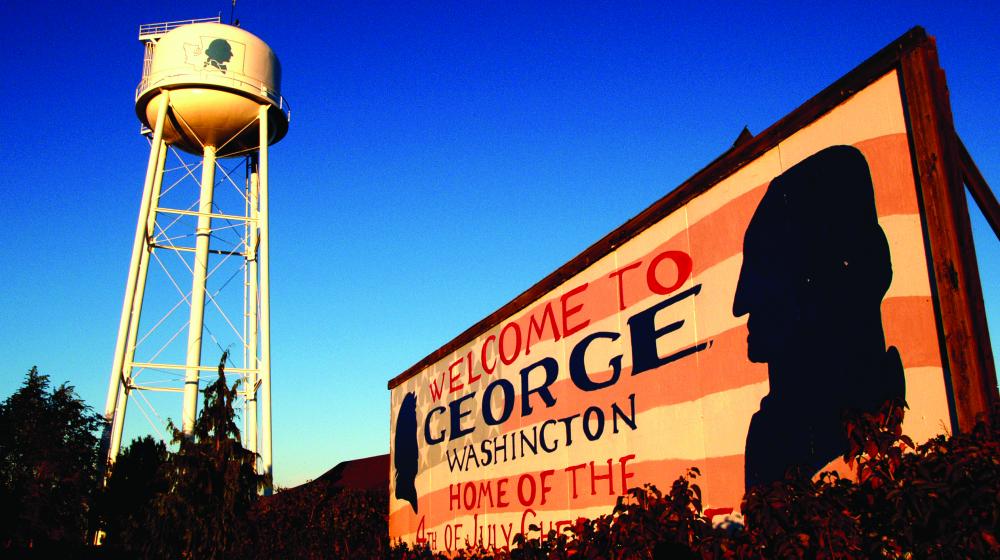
[{"x1": 387, "y1": 28, "x2": 997, "y2": 555}]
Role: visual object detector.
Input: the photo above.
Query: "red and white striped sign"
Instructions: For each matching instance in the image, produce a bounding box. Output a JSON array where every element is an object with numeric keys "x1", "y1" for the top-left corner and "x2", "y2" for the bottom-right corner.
[{"x1": 388, "y1": 70, "x2": 953, "y2": 553}]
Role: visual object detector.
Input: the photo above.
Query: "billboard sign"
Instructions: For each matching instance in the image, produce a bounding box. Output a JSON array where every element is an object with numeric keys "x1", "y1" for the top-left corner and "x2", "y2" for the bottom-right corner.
[{"x1": 387, "y1": 28, "x2": 997, "y2": 553}]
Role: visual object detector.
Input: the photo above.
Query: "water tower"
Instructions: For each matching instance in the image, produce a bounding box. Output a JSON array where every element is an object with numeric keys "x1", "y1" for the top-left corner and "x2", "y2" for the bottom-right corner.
[{"x1": 100, "y1": 17, "x2": 289, "y2": 492}]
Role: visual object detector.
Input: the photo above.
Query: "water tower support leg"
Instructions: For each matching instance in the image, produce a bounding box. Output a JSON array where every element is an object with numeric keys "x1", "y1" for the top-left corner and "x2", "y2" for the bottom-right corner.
[
  {"x1": 258, "y1": 106, "x2": 273, "y2": 494},
  {"x1": 182, "y1": 145, "x2": 218, "y2": 435},
  {"x1": 108, "y1": 138, "x2": 169, "y2": 463},
  {"x1": 108, "y1": 389, "x2": 129, "y2": 464},
  {"x1": 102, "y1": 91, "x2": 170, "y2": 466},
  {"x1": 246, "y1": 155, "x2": 259, "y2": 458}
]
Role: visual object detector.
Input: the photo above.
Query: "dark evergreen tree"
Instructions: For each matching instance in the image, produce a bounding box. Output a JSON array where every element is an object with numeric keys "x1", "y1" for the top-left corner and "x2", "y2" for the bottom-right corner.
[
  {"x1": 0, "y1": 366, "x2": 102, "y2": 549},
  {"x1": 96, "y1": 435, "x2": 168, "y2": 553},
  {"x1": 144, "y1": 352, "x2": 266, "y2": 559}
]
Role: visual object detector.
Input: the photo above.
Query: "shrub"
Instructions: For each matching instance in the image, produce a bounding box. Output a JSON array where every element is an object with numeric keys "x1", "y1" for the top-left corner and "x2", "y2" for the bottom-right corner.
[
  {"x1": 241, "y1": 483, "x2": 390, "y2": 559},
  {"x1": 388, "y1": 401, "x2": 999, "y2": 559}
]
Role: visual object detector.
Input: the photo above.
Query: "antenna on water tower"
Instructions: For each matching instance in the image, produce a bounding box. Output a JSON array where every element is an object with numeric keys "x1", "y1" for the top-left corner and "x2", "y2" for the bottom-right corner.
[{"x1": 99, "y1": 16, "x2": 289, "y2": 495}]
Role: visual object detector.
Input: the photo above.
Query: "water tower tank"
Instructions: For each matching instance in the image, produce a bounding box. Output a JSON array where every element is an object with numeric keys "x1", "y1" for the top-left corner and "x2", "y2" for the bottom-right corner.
[{"x1": 135, "y1": 22, "x2": 289, "y2": 157}]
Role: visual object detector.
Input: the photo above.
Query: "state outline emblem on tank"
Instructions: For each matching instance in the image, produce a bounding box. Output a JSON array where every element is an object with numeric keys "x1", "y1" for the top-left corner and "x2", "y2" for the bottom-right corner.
[{"x1": 182, "y1": 37, "x2": 246, "y2": 74}]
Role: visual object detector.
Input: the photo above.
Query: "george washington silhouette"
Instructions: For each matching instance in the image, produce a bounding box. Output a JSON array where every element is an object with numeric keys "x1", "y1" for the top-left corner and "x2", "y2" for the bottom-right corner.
[
  {"x1": 393, "y1": 392, "x2": 419, "y2": 513},
  {"x1": 204, "y1": 39, "x2": 234, "y2": 72},
  {"x1": 734, "y1": 145, "x2": 905, "y2": 490}
]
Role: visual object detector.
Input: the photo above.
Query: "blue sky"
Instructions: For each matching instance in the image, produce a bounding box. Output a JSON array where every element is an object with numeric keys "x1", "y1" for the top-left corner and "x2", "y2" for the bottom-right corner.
[{"x1": 1, "y1": 1, "x2": 997, "y2": 488}]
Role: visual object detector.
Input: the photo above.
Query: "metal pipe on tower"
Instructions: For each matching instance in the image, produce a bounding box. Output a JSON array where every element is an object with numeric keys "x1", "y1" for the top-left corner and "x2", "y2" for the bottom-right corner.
[
  {"x1": 182, "y1": 145, "x2": 217, "y2": 434},
  {"x1": 258, "y1": 105, "x2": 274, "y2": 492}
]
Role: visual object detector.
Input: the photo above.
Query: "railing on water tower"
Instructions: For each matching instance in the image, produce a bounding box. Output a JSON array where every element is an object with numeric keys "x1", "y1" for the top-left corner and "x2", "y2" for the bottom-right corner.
[{"x1": 138, "y1": 16, "x2": 223, "y2": 41}]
